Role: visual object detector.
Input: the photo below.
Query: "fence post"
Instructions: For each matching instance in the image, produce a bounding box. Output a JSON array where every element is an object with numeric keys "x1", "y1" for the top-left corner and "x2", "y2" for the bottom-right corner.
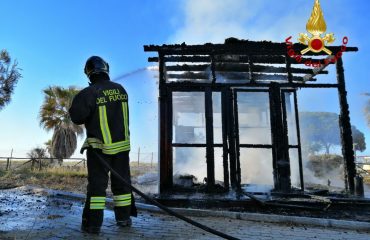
[
  {"x1": 31, "y1": 158, "x2": 35, "y2": 170},
  {"x1": 6, "y1": 158, "x2": 10, "y2": 171},
  {"x1": 39, "y1": 158, "x2": 42, "y2": 171},
  {"x1": 9, "y1": 149, "x2": 13, "y2": 169},
  {"x1": 151, "y1": 152, "x2": 153, "y2": 168},
  {"x1": 83, "y1": 159, "x2": 86, "y2": 168},
  {"x1": 137, "y1": 147, "x2": 140, "y2": 167}
]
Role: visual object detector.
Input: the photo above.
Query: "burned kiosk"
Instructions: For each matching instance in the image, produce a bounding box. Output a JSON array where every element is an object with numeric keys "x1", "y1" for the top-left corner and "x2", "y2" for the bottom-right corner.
[{"x1": 144, "y1": 38, "x2": 358, "y2": 197}]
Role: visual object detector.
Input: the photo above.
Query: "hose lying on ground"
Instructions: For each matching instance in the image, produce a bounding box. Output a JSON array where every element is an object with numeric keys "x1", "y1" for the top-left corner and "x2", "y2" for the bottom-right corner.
[{"x1": 92, "y1": 150, "x2": 241, "y2": 240}]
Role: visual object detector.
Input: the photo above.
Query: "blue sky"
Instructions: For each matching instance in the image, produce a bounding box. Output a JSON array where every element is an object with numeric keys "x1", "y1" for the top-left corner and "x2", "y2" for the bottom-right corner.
[{"x1": 1, "y1": 0, "x2": 370, "y2": 159}]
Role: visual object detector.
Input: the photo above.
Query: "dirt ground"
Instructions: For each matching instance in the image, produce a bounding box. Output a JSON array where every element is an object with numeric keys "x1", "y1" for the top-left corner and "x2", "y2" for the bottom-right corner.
[{"x1": 1, "y1": 160, "x2": 370, "y2": 224}]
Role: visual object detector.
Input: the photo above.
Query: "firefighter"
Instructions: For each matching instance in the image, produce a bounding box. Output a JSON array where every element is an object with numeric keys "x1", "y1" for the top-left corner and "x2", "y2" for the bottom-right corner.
[{"x1": 69, "y1": 56, "x2": 137, "y2": 234}]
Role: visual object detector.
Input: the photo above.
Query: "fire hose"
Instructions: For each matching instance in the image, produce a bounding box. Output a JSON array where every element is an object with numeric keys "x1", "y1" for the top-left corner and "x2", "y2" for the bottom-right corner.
[{"x1": 92, "y1": 150, "x2": 241, "y2": 240}]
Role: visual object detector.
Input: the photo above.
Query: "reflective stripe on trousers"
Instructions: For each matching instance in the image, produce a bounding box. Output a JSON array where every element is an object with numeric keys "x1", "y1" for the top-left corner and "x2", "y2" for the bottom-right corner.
[
  {"x1": 90, "y1": 196, "x2": 106, "y2": 210},
  {"x1": 113, "y1": 194, "x2": 131, "y2": 207}
]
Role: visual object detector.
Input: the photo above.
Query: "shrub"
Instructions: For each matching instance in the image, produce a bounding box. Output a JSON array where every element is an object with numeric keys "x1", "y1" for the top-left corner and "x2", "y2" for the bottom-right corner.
[{"x1": 306, "y1": 154, "x2": 344, "y2": 178}]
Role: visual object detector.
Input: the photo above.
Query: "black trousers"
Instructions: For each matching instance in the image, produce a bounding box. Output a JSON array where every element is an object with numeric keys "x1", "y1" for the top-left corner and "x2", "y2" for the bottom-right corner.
[{"x1": 82, "y1": 149, "x2": 137, "y2": 228}]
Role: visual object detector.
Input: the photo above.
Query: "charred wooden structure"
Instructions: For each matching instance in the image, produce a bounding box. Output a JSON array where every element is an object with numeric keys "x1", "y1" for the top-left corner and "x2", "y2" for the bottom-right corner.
[{"x1": 144, "y1": 38, "x2": 358, "y2": 195}]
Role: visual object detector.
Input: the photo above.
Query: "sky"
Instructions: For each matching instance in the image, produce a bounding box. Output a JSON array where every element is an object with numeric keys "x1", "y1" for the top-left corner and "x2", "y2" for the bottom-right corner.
[{"x1": 1, "y1": 0, "x2": 370, "y2": 160}]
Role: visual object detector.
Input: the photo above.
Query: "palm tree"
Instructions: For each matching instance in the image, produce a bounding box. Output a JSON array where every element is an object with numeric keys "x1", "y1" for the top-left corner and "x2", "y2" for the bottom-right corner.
[{"x1": 39, "y1": 86, "x2": 83, "y2": 165}]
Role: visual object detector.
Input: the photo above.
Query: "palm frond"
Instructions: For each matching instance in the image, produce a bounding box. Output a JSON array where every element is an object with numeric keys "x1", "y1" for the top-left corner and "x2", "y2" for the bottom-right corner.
[{"x1": 39, "y1": 85, "x2": 82, "y2": 160}]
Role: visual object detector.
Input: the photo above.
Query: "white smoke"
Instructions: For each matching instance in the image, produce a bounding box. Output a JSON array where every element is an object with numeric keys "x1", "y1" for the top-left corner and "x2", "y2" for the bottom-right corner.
[
  {"x1": 170, "y1": 0, "x2": 261, "y2": 44},
  {"x1": 169, "y1": 0, "x2": 314, "y2": 44},
  {"x1": 146, "y1": 65, "x2": 159, "y2": 71}
]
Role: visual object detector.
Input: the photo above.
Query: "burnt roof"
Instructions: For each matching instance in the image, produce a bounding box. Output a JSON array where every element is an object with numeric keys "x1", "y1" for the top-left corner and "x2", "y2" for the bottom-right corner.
[
  {"x1": 144, "y1": 38, "x2": 358, "y2": 56},
  {"x1": 144, "y1": 38, "x2": 358, "y2": 84}
]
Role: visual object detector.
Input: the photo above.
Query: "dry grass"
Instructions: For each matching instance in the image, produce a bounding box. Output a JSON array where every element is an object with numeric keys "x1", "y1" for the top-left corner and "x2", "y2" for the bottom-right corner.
[
  {"x1": 0, "y1": 161, "x2": 157, "y2": 194},
  {"x1": 0, "y1": 167, "x2": 88, "y2": 193}
]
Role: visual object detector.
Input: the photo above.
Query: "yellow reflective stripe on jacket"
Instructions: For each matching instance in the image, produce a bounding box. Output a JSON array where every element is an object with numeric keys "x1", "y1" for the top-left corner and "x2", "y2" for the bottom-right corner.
[
  {"x1": 113, "y1": 194, "x2": 131, "y2": 207},
  {"x1": 82, "y1": 139, "x2": 103, "y2": 149},
  {"x1": 105, "y1": 140, "x2": 130, "y2": 148},
  {"x1": 82, "y1": 138, "x2": 130, "y2": 155},
  {"x1": 103, "y1": 147, "x2": 130, "y2": 155},
  {"x1": 103, "y1": 140, "x2": 130, "y2": 154},
  {"x1": 99, "y1": 105, "x2": 112, "y2": 144},
  {"x1": 122, "y1": 102, "x2": 129, "y2": 141}
]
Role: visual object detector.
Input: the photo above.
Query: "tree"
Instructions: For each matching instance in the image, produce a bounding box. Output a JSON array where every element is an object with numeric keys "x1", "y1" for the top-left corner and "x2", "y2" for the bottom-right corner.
[
  {"x1": 352, "y1": 125, "x2": 366, "y2": 152},
  {"x1": 0, "y1": 50, "x2": 22, "y2": 111},
  {"x1": 39, "y1": 86, "x2": 83, "y2": 165},
  {"x1": 300, "y1": 111, "x2": 366, "y2": 154},
  {"x1": 299, "y1": 112, "x2": 340, "y2": 154},
  {"x1": 27, "y1": 147, "x2": 48, "y2": 170}
]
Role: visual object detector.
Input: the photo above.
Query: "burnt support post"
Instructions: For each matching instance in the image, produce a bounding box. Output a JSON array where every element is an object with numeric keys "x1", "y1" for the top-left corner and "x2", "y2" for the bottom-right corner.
[
  {"x1": 233, "y1": 91, "x2": 242, "y2": 190},
  {"x1": 227, "y1": 89, "x2": 238, "y2": 189},
  {"x1": 248, "y1": 56, "x2": 255, "y2": 83},
  {"x1": 158, "y1": 53, "x2": 173, "y2": 193},
  {"x1": 285, "y1": 54, "x2": 293, "y2": 83},
  {"x1": 205, "y1": 87, "x2": 215, "y2": 189},
  {"x1": 336, "y1": 58, "x2": 356, "y2": 194},
  {"x1": 270, "y1": 83, "x2": 291, "y2": 192},
  {"x1": 210, "y1": 54, "x2": 216, "y2": 83},
  {"x1": 221, "y1": 89, "x2": 230, "y2": 190},
  {"x1": 293, "y1": 91, "x2": 305, "y2": 191}
]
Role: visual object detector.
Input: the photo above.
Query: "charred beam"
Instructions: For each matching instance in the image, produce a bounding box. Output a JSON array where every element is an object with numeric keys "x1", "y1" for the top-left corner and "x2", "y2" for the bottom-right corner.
[
  {"x1": 286, "y1": 55, "x2": 293, "y2": 83},
  {"x1": 293, "y1": 91, "x2": 305, "y2": 191},
  {"x1": 167, "y1": 72, "x2": 316, "y2": 82},
  {"x1": 167, "y1": 72, "x2": 210, "y2": 80},
  {"x1": 248, "y1": 56, "x2": 255, "y2": 83},
  {"x1": 165, "y1": 82, "x2": 339, "y2": 89},
  {"x1": 144, "y1": 41, "x2": 358, "y2": 56},
  {"x1": 205, "y1": 87, "x2": 215, "y2": 189},
  {"x1": 210, "y1": 54, "x2": 216, "y2": 83},
  {"x1": 336, "y1": 58, "x2": 356, "y2": 194},
  {"x1": 150, "y1": 55, "x2": 338, "y2": 65},
  {"x1": 166, "y1": 63, "x2": 328, "y2": 75},
  {"x1": 227, "y1": 89, "x2": 237, "y2": 189},
  {"x1": 221, "y1": 89, "x2": 230, "y2": 190},
  {"x1": 233, "y1": 91, "x2": 242, "y2": 190},
  {"x1": 270, "y1": 83, "x2": 291, "y2": 192},
  {"x1": 280, "y1": 91, "x2": 292, "y2": 192},
  {"x1": 158, "y1": 53, "x2": 173, "y2": 192}
]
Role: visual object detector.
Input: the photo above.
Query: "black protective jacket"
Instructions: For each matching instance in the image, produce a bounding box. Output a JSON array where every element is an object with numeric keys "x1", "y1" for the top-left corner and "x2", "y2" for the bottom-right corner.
[{"x1": 69, "y1": 76, "x2": 130, "y2": 154}]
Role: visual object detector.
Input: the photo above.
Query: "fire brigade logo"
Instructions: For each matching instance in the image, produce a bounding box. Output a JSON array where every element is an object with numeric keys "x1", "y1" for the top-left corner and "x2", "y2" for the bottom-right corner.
[{"x1": 298, "y1": 0, "x2": 335, "y2": 55}]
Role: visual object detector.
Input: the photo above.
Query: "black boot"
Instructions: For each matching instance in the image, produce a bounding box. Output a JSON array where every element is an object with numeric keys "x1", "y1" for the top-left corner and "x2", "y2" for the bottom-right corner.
[
  {"x1": 81, "y1": 215, "x2": 101, "y2": 234},
  {"x1": 81, "y1": 224, "x2": 101, "y2": 234},
  {"x1": 116, "y1": 218, "x2": 132, "y2": 227}
]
